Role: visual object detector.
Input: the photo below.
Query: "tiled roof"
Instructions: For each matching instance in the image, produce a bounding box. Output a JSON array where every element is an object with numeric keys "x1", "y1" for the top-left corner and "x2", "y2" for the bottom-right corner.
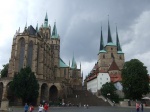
[{"x1": 108, "y1": 60, "x2": 120, "y2": 71}]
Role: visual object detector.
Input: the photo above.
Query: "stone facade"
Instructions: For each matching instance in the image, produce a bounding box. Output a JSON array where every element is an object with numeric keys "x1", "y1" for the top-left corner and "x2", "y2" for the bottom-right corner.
[
  {"x1": 0, "y1": 14, "x2": 83, "y2": 105},
  {"x1": 86, "y1": 23, "x2": 125, "y2": 94}
]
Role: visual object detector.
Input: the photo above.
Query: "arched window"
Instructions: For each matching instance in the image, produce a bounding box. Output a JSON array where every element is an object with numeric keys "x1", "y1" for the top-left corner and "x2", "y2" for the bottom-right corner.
[
  {"x1": 27, "y1": 41, "x2": 33, "y2": 67},
  {"x1": 18, "y1": 38, "x2": 25, "y2": 71}
]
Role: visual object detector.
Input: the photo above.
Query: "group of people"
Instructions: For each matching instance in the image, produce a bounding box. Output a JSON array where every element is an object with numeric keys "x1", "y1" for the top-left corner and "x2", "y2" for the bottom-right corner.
[
  {"x1": 24, "y1": 102, "x2": 49, "y2": 112},
  {"x1": 136, "y1": 102, "x2": 144, "y2": 112}
]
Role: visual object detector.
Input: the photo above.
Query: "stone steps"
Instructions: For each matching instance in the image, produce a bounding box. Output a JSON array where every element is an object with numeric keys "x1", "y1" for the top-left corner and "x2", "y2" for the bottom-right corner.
[{"x1": 65, "y1": 90, "x2": 110, "y2": 106}]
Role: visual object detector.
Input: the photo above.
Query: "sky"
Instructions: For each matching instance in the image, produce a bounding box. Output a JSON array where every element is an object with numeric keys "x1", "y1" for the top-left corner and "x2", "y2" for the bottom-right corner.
[{"x1": 1, "y1": 0, "x2": 150, "y2": 79}]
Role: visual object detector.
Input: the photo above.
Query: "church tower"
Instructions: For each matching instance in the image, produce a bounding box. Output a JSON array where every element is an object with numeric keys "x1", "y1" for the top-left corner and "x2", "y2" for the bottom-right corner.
[{"x1": 98, "y1": 21, "x2": 124, "y2": 73}]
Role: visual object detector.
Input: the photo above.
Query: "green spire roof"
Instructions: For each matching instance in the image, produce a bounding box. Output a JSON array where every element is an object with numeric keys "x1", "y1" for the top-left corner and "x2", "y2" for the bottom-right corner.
[
  {"x1": 116, "y1": 26, "x2": 124, "y2": 54},
  {"x1": 52, "y1": 22, "x2": 59, "y2": 38},
  {"x1": 44, "y1": 12, "x2": 48, "y2": 28},
  {"x1": 100, "y1": 26, "x2": 104, "y2": 50},
  {"x1": 98, "y1": 26, "x2": 106, "y2": 54},
  {"x1": 71, "y1": 54, "x2": 77, "y2": 69},
  {"x1": 106, "y1": 20, "x2": 116, "y2": 46},
  {"x1": 59, "y1": 58, "x2": 68, "y2": 67},
  {"x1": 107, "y1": 20, "x2": 113, "y2": 43}
]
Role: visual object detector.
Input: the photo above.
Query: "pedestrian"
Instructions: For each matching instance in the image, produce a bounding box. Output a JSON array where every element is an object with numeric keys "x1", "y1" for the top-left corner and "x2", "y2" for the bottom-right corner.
[
  {"x1": 24, "y1": 103, "x2": 29, "y2": 112},
  {"x1": 136, "y1": 102, "x2": 140, "y2": 112},
  {"x1": 29, "y1": 104, "x2": 34, "y2": 112},
  {"x1": 38, "y1": 104, "x2": 44, "y2": 112},
  {"x1": 44, "y1": 103, "x2": 49, "y2": 112},
  {"x1": 140, "y1": 102, "x2": 144, "y2": 112},
  {"x1": 86, "y1": 104, "x2": 89, "y2": 109}
]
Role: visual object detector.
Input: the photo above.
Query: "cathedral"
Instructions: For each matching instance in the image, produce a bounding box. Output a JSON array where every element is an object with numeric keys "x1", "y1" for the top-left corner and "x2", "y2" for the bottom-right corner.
[
  {"x1": 85, "y1": 21, "x2": 125, "y2": 94},
  {"x1": 0, "y1": 13, "x2": 83, "y2": 105}
]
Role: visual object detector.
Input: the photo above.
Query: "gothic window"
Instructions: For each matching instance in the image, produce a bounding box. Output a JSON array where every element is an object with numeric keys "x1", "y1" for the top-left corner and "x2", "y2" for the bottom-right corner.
[
  {"x1": 27, "y1": 41, "x2": 33, "y2": 67},
  {"x1": 111, "y1": 48, "x2": 113, "y2": 50},
  {"x1": 19, "y1": 38, "x2": 25, "y2": 71}
]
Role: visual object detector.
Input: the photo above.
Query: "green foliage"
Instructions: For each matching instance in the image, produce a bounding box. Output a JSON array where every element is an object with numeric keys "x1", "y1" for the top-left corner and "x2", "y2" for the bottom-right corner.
[
  {"x1": 122, "y1": 59, "x2": 149, "y2": 100},
  {"x1": 101, "y1": 82, "x2": 119, "y2": 103},
  {"x1": 10, "y1": 67, "x2": 39, "y2": 105},
  {"x1": 1, "y1": 63, "x2": 9, "y2": 77}
]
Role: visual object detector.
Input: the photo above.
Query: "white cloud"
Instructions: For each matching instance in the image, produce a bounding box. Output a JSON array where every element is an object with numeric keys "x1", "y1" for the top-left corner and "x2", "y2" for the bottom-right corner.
[{"x1": 122, "y1": 11, "x2": 150, "y2": 73}]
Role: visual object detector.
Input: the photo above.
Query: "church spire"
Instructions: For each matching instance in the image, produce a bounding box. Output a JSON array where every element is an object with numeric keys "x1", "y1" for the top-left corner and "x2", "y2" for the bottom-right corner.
[
  {"x1": 99, "y1": 26, "x2": 104, "y2": 51},
  {"x1": 71, "y1": 53, "x2": 77, "y2": 69},
  {"x1": 107, "y1": 19, "x2": 113, "y2": 43},
  {"x1": 116, "y1": 26, "x2": 123, "y2": 53},
  {"x1": 44, "y1": 12, "x2": 48, "y2": 28},
  {"x1": 98, "y1": 26, "x2": 106, "y2": 54},
  {"x1": 36, "y1": 23, "x2": 38, "y2": 32},
  {"x1": 52, "y1": 22, "x2": 58, "y2": 38}
]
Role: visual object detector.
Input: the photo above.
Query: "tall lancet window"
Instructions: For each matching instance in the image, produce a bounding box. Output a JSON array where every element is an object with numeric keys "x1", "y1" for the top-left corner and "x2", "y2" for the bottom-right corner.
[
  {"x1": 19, "y1": 38, "x2": 25, "y2": 71},
  {"x1": 27, "y1": 41, "x2": 33, "y2": 67}
]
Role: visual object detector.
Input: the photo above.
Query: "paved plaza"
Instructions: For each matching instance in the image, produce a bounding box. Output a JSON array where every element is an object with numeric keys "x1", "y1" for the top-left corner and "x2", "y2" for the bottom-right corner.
[{"x1": 4, "y1": 106, "x2": 150, "y2": 112}]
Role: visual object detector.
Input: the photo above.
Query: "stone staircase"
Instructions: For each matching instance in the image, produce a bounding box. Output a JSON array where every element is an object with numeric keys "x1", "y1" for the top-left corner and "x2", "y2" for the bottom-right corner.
[{"x1": 65, "y1": 90, "x2": 110, "y2": 106}]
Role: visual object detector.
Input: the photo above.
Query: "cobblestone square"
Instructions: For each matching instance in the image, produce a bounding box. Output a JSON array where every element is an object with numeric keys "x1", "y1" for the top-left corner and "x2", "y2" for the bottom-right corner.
[{"x1": 5, "y1": 106, "x2": 150, "y2": 112}]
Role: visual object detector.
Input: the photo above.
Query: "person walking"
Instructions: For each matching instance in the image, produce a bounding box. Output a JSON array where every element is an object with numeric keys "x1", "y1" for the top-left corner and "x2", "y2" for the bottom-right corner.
[
  {"x1": 24, "y1": 103, "x2": 29, "y2": 112},
  {"x1": 38, "y1": 104, "x2": 44, "y2": 112},
  {"x1": 140, "y1": 102, "x2": 144, "y2": 112},
  {"x1": 44, "y1": 103, "x2": 49, "y2": 112},
  {"x1": 29, "y1": 104, "x2": 34, "y2": 112},
  {"x1": 136, "y1": 102, "x2": 140, "y2": 112}
]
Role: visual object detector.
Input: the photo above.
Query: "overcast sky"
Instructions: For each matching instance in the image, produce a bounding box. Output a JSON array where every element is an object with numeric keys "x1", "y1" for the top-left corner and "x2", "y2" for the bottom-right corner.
[{"x1": 1, "y1": 0, "x2": 150, "y2": 79}]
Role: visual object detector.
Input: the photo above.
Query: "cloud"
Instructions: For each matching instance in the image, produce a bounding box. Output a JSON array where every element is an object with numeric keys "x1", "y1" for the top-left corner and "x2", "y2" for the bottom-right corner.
[
  {"x1": 122, "y1": 11, "x2": 150, "y2": 73},
  {"x1": 1, "y1": 0, "x2": 150, "y2": 78}
]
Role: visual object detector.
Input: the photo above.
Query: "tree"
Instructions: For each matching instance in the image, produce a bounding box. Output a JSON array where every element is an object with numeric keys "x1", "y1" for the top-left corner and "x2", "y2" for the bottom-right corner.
[
  {"x1": 122, "y1": 59, "x2": 149, "y2": 100},
  {"x1": 1, "y1": 63, "x2": 9, "y2": 77},
  {"x1": 101, "y1": 82, "x2": 119, "y2": 103},
  {"x1": 10, "y1": 67, "x2": 39, "y2": 105}
]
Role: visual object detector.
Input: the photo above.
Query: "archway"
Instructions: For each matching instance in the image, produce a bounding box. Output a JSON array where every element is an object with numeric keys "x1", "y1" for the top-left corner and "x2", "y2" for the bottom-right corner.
[
  {"x1": 7, "y1": 82, "x2": 15, "y2": 105},
  {"x1": 49, "y1": 85, "x2": 58, "y2": 102},
  {"x1": 40, "y1": 83, "x2": 48, "y2": 103},
  {"x1": 0, "y1": 82, "x2": 3, "y2": 106}
]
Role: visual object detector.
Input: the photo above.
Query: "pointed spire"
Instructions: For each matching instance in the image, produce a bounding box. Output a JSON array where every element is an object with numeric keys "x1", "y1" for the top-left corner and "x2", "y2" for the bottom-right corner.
[
  {"x1": 25, "y1": 22, "x2": 27, "y2": 28},
  {"x1": 36, "y1": 23, "x2": 38, "y2": 32},
  {"x1": 116, "y1": 26, "x2": 122, "y2": 52},
  {"x1": 52, "y1": 22, "x2": 58, "y2": 38},
  {"x1": 18, "y1": 27, "x2": 20, "y2": 33},
  {"x1": 100, "y1": 26, "x2": 104, "y2": 51},
  {"x1": 71, "y1": 53, "x2": 77, "y2": 69},
  {"x1": 107, "y1": 18, "x2": 113, "y2": 43},
  {"x1": 98, "y1": 26, "x2": 106, "y2": 54},
  {"x1": 44, "y1": 12, "x2": 48, "y2": 28},
  {"x1": 45, "y1": 12, "x2": 48, "y2": 20}
]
